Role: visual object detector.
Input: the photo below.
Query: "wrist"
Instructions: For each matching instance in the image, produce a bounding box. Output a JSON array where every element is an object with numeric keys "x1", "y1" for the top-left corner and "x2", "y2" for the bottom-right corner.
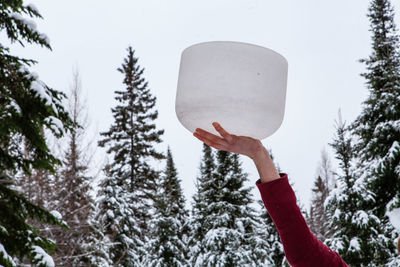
[
  {"x1": 251, "y1": 144, "x2": 280, "y2": 183},
  {"x1": 249, "y1": 142, "x2": 268, "y2": 161}
]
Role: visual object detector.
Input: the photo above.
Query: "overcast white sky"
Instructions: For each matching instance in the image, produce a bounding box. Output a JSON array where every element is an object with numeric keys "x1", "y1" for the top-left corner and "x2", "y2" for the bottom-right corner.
[{"x1": 6, "y1": 0, "x2": 400, "y2": 210}]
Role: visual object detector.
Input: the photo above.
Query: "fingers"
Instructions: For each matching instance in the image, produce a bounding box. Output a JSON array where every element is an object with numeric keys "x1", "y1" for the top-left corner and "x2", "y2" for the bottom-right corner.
[
  {"x1": 193, "y1": 122, "x2": 234, "y2": 151},
  {"x1": 212, "y1": 122, "x2": 234, "y2": 144},
  {"x1": 193, "y1": 128, "x2": 229, "y2": 149},
  {"x1": 193, "y1": 132, "x2": 224, "y2": 150}
]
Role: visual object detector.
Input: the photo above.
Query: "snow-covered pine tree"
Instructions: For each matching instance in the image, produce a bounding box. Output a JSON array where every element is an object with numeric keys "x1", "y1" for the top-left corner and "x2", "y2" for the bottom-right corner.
[
  {"x1": 95, "y1": 165, "x2": 144, "y2": 266},
  {"x1": 350, "y1": 0, "x2": 400, "y2": 262},
  {"x1": 255, "y1": 199, "x2": 286, "y2": 267},
  {"x1": 145, "y1": 147, "x2": 189, "y2": 266},
  {"x1": 48, "y1": 70, "x2": 96, "y2": 266},
  {"x1": 352, "y1": 0, "x2": 400, "y2": 216},
  {"x1": 84, "y1": 201, "x2": 114, "y2": 267},
  {"x1": 96, "y1": 46, "x2": 164, "y2": 265},
  {"x1": 325, "y1": 116, "x2": 393, "y2": 266},
  {"x1": 0, "y1": 1, "x2": 74, "y2": 266},
  {"x1": 190, "y1": 147, "x2": 260, "y2": 266},
  {"x1": 189, "y1": 144, "x2": 216, "y2": 266},
  {"x1": 307, "y1": 150, "x2": 334, "y2": 242}
]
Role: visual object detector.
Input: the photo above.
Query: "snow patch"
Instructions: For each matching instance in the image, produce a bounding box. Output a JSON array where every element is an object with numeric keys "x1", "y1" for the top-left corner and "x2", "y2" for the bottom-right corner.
[
  {"x1": 6, "y1": 101, "x2": 21, "y2": 114},
  {"x1": 10, "y1": 10, "x2": 50, "y2": 45},
  {"x1": 39, "y1": 33, "x2": 50, "y2": 44},
  {"x1": 0, "y1": 243, "x2": 16, "y2": 266},
  {"x1": 352, "y1": 210, "x2": 369, "y2": 227},
  {"x1": 11, "y1": 13, "x2": 37, "y2": 31},
  {"x1": 32, "y1": 245, "x2": 54, "y2": 267},
  {"x1": 348, "y1": 238, "x2": 360, "y2": 252},
  {"x1": 50, "y1": 210, "x2": 62, "y2": 220},
  {"x1": 27, "y1": 71, "x2": 39, "y2": 80},
  {"x1": 330, "y1": 238, "x2": 344, "y2": 251},
  {"x1": 387, "y1": 141, "x2": 400, "y2": 161},
  {"x1": 45, "y1": 116, "x2": 63, "y2": 135},
  {"x1": 31, "y1": 80, "x2": 51, "y2": 104},
  {"x1": 0, "y1": 225, "x2": 7, "y2": 234},
  {"x1": 49, "y1": 116, "x2": 63, "y2": 130},
  {"x1": 333, "y1": 208, "x2": 341, "y2": 220},
  {"x1": 386, "y1": 208, "x2": 400, "y2": 231},
  {"x1": 27, "y1": 3, "x2": 39, "y2": 13},
  {"x1": 236, "y1": 220, "x2": 244, "y2": 233},
  {"x1": 107, "y1": 210, "x2": 114, "y2": 219}
]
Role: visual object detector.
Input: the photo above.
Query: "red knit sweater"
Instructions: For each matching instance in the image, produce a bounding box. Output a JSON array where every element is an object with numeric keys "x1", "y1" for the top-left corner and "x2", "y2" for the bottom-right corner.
[{"x1": 256, "y1": 173, "x2": 348, "y2": 267}]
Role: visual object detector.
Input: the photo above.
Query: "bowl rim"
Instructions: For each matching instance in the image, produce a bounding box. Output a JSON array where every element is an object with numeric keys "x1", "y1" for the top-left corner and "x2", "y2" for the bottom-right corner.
[{"x1": 182, "y1": 41, "x2": 288, "y2": 66}]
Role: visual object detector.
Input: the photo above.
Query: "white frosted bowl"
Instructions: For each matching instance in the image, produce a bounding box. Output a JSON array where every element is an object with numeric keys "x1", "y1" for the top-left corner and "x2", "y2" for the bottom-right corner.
[{"x1": 176, "y1": 41, "x2": 288, "y2": 140}]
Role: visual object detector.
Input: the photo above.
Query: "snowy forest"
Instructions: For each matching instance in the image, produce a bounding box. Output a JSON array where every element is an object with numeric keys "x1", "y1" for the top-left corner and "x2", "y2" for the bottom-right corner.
[{"x1": 1, "y1": 0, "x2": 400, "y2": 266}]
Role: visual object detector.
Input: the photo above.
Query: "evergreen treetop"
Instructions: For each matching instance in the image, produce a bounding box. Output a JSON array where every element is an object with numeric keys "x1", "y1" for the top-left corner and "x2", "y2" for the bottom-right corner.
[
  {"x1": 98, "y1": 46, "x2": 164, "y2": 191},
  {"x1": 353, "y1": 0, "x2": 400, "y2": 162},
  {"x1": 158, "y1": 147, "x2": 188, "y2": 221}
]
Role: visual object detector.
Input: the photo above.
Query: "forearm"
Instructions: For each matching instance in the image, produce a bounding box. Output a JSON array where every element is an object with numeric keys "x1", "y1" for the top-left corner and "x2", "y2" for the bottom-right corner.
[
  {"x1": 256, "y1": 175, "x2": 348, "y2": 267},
  {"x1": 250, "y1": 144, "x2": 280, "y2": 183}
]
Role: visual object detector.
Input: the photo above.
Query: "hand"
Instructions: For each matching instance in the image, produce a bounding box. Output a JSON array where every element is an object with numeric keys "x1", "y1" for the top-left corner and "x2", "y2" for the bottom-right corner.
[
  {"x1": 193, "y1": 122, "x2": 263, "y2": 159},
  {"x1": 194, "y1": 122, "x2": 280, "y2": 183}
]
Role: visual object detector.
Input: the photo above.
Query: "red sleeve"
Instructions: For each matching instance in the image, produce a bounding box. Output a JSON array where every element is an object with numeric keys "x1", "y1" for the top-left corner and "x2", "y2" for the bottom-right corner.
[{"x1": 256, "y1": 173, "x2": 348, "y2": 267}]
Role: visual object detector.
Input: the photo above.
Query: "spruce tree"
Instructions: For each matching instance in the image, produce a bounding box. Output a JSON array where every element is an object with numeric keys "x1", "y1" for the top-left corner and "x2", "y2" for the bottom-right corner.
[
  {"x1": 0, "y1": 1, "x2": 74, "y2": 266},
  {"x1": 189, "y1": 144, "x2": 216, "y2": 266},
  {"x1": 255, "y1": 199, "x2": 286, "y2": 267},
  {"x1": 325, "y1": 117, "x2": 393, "y2": 266},
  {"x1": 350, "y1": 0, "x2": 400, "y2": 262},
  {"x1": 145, "y1": 147, "x2": 189, "y2": 266},
  {"x1": 96, "y1": 46, "x2": 164, "y2": 265},
  {"x1": 351, "y1": 0, "x2": 400, "y2": 224},
  {"x1": 84, "y1": 203, "x2": 114, "y2": 267},
  {"x1": 190, "y1": 146, "x2": 260, "y2": 266},
  {"x1": 95, "y1": 165, "x2": 144, "y2": 266}
]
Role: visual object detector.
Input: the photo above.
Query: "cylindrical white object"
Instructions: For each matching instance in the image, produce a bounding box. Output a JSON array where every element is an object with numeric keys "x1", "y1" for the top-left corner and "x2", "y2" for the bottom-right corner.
[{"x1": 176, "y1": 41, "x2": 288, "y2": 140}]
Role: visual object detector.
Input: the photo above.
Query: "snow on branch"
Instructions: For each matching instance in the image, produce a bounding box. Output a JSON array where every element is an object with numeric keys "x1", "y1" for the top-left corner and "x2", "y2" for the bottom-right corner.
[
  {"x1": 6, "y1": 5, "x2": 51, "y2": 46},
  {"x1": 27, "y1": 3, "x2": 40, "y2": 14},
  {"x1": 0, "y1": 243, "x2": 16, "y2": 267},
  {"x1": 386, "y1": 208, "x2": 400, "y2": 231},
  {"x1": 32, "y1": 246, "x2": 55, "y2": 267}
]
